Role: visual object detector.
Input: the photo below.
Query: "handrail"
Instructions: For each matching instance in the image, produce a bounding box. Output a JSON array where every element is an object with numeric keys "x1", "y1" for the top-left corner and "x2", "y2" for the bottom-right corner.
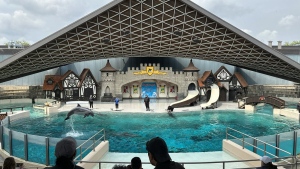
[
  {"x1": 74, "y1": 156, "x2": 298, "y2": 169},
  {"x1": 74, "y1": 128, "x2": 106, "y2": 161},
  {"x1": 226, "y1": 127, "x2": 293, "y2": 163},
  {"x1": 0, "y1": 106, "x2": 25, "y2": 113}
]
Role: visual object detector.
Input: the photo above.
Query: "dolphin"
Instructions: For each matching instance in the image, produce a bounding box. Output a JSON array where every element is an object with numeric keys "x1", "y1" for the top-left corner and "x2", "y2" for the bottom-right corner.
[{"x1": 65, "y1": 104, "x2": 94, "y2": 120}]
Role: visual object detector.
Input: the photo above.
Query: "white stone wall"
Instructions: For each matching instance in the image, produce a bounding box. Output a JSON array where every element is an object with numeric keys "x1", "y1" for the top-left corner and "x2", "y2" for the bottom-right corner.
[{"x1": 101, "y1": 63, "x2": 199, "y2": 99}]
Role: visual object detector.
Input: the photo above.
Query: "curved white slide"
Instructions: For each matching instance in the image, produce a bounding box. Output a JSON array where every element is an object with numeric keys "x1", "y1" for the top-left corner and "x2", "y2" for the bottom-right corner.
[
  {"x1": 170, "y1": 90, "x2": 199, "y2": 108},
  {"x1": 200, "y1": 84, "x2": 220, "y2": 109}
]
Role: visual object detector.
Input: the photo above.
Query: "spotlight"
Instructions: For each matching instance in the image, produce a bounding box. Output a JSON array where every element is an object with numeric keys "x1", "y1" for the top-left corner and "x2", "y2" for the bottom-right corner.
[
  {"x1": 102, "y1": 38, "x2": 110, "y2": 44},
  {"x1": 192, "y1": 37, "x2": 200, "y2": 43},
  {"x1": 173, "y1": 29, "x2": 182, "y2": 36},
  {"x1": 122, "y1": 29, "x2": 130, "y2": 36}
]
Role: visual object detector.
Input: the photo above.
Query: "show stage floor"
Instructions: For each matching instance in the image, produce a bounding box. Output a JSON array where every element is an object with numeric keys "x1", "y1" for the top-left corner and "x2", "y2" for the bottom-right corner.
[{"x1": 59, "y1": 99, "x2": 240, "y2": 113}]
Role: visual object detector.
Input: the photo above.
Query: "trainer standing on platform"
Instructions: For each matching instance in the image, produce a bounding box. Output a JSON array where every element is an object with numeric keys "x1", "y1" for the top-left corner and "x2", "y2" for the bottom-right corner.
[
  {"x1": 89, "y1": 95, "x2": 93, "y2": 109},
  {"x1": 144, "y1": 95, "x2": 150, "y2": 111},
  {"x1": 114, "y1": 97, "x2": 120, "y2": 109}
]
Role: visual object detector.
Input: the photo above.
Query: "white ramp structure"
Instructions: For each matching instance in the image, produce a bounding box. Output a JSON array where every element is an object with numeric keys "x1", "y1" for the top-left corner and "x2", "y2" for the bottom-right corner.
[
  {"x1": 200, "y1": 84, "x2": 220, "y2": 109},
  {"x1": 170, "y1": 90, "x2": 199, "y2": 108}
]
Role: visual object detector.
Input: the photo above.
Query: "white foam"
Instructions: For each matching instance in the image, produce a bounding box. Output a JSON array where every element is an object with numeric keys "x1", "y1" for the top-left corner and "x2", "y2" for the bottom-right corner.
[{"x1": 65, "y1": 131, "x2": 84, "y2": 137}]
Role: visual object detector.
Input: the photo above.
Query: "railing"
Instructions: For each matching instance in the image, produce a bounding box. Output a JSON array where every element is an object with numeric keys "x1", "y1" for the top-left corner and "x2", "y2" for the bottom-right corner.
[
  {"x1": 0, "y1": 106, "x2": 25, "y2": 113},
  {"x1": 226, "y1": 127, "x2": 294, "y2": 161},
  {"x1": 245, "y1": 96, "x2": 285, "y2": 108},
  {"x1": 0, "y1": 115, "x2": 106, "y2": 166},
  {"x1": 75, "y1": 129, "x2": 106, "y2": 161},
  {"x1": 74, "y1": 156, "x2": 298, "y2": 169}
]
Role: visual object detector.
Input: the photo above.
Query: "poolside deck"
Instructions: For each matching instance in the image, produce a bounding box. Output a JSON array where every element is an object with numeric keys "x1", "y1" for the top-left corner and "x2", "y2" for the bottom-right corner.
[{"x1": 58, "y1": 99, "x2": 240, "y2": 113}]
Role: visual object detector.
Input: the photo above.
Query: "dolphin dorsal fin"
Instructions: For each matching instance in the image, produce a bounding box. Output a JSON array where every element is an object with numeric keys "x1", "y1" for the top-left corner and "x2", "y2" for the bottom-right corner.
[{"x1": 77, "y1": 104, "x2": 81, "y2": 107}]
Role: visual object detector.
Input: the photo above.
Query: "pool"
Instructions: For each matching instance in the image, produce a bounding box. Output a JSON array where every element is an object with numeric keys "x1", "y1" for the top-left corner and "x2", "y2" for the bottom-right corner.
[{"x1": 6, "y1": 104, "x2": 300, "y2": 153}]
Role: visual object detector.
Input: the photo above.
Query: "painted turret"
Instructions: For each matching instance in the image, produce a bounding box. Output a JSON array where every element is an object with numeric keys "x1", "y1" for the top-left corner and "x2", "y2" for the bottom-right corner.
[{"x1": 100, "y1": 60, "x2": 118, "y2": 101}]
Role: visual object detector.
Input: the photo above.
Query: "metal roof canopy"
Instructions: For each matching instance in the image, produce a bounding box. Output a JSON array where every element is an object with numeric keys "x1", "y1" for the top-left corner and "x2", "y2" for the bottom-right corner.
[{"x1": 0, "y1": 0, "x2": 300, "y2": 83}]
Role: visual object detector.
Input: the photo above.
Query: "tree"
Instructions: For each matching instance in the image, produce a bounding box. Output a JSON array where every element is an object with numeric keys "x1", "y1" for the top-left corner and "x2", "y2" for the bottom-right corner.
[
  {"x1": 284, "y1": 40, "x2": 300, "y2": 46},
  {"x1": 4, "y1": 40, "x2": 31, "y2": 47}
]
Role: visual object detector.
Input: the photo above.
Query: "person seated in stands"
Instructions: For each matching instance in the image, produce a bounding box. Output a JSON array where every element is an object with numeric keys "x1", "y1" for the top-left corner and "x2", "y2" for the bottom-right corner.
[
  {"x1": 45, "y1": 136, "x2": 83, "y2": 169},
  {"x1": 256, "y1": 156, "x2": 277, "y2": 169},
  {"x1": 112, "y1": 165, "x2": 127, "y2": 169},
  {"x1": 127, "y1": 157, "x2": 142, "y2": 169},
  {"x1": 3, "y1": 157, "x2": 16, "y2": 169},
  {"x1": 297, "y1": 101, "x2": 300, "y2": 113},
  {"x1": 146, "y1": 137, "x2": 185, "y2": 169},
  {"x1": 167, "y1": 106, "x2": 174, "y2": 113}
]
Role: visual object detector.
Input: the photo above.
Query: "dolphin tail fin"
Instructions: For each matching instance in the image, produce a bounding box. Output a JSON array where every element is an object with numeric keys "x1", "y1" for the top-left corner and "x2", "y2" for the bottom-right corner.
[
  {"x1": 65, "y1": 117, "x2": 69, "y2": 120},
  {"x1": 77, "y1": 104, "x2": 81, "y2": 107}
]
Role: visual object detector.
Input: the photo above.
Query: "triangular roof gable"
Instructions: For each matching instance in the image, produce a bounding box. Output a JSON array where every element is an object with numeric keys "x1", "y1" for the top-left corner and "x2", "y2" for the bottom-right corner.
[
  {"x1": 61, "y1": 70, "x2": 80, "y2": 81},
  {"x1": 200, "y1": 71, "x2": 217, "y2": 82},
  {"x1": 79, "y1": 68, "x2": 98, "y2": 87},
  {"x1": 214, "y1": 66, "x2": 232, "y2": 82},
  {"x1": 43, "y1": 75, "x2": 63, "y2": 91},
  {"x1": 1, "y1": 0, "x2": 300, "y2": 83},
  {"x1": 231, "y1": 72, "x2": 248, "y2": 88}
]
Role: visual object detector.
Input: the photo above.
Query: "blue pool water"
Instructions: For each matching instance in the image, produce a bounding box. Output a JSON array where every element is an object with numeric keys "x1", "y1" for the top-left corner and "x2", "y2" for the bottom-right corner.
[{"x1": 5, "y1": 104, "x2": 300, "y2": 153}]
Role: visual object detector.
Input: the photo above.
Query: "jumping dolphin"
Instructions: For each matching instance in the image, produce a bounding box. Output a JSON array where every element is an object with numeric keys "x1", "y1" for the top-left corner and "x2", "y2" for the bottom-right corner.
[{"x1": 65, "y1": 104, "x2": 94, "y2": 120}]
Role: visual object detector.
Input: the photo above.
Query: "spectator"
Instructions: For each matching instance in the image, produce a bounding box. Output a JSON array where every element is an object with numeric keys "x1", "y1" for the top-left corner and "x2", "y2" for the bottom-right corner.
[
  {"x1": 89, "y1": 95, "x2": 94, "y2": 109},
  {"x1": 146, "y1": 137, "x2": 184, "y2": 169},
  {"x1": 115, "y1": 97, "x2": 120, "y2": 109},
  {"x1": 112, "y1": 165, "x2": 127, "y2": 169},
  {"x1": 127, "y1": 157, "x2": 142, "y2": 169},
  {"x1": 3, "y1": 157, "x2": 16, "y2": 169},
  {"x1": 144, "y1": 95, "x2": 150, "y2": 111},
  {"x1": 44, "y1": 136, "x2": 83, "y2": 169},
  {"x1": 256, "y1": 156, "x2": 277, "y2": 169},
  {"x1": 297, "y1": 101, "x2": 300, "y2": 113}
]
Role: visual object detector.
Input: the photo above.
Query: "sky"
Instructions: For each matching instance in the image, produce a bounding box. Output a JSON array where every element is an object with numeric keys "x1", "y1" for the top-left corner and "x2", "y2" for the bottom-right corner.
[{"x1": 0, "y1": 0, "x2": 299, "y2": 46}]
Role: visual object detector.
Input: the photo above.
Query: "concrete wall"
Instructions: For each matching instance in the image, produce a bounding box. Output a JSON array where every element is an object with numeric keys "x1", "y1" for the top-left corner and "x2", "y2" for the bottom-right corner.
[
  {"x1": 223, "y1": 140, "x2": 261, "y2": 167},
  {"x1": 77, "y1": 141, "x2": 109, "y2": 169},
  {"x1": 273, "y1": 108, "x2": 299, "y2": 120},
  {"x1": 247, "y1": 85, "x2": 300, "y2": 98}
]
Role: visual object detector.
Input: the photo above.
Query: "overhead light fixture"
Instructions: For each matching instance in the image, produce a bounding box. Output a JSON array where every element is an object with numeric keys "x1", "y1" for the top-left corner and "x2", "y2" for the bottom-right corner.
[
  {"x1": 102, "y1": 38, "x2": 110, "y2": 44},
  {"x1": 173, "y1": 29, "x2": 182, "y2": 36},
  {"x1": 122, "y1": 29, "x2": 130, "y2": 36},
  {"x1": 192, "y1": 36, "x2": 200, "y2": 43}
]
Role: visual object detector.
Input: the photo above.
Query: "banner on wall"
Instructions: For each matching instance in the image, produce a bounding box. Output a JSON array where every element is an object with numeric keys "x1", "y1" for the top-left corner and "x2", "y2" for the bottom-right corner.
[
  {"x1": 133, "y1": 86, "x2": 138, "y2": 94},
  {"x1": 141, "y1": 82, "x2": 157, "y2": 98},
  {"x1": 123, "y1": 86, "x2": 129, "y2": 93},
  {"x1": 170, "y1": 86, "x2": 175, "y2": 93},
  {"x1": 160, "y1": 86, "x2": 165, "y2": 93}
]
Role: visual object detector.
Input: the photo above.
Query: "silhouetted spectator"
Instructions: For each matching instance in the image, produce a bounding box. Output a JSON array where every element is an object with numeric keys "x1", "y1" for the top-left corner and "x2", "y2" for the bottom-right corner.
[
  {"x1": 112, "y1": 165, "x2": 127, "y2": 169},
  {"x1": 127, "y1": 157, "x2": 142, "y2": 169},
  {"x1": 146, "y1": 137, "x2": 184, "y2": 169},
  {"x1": 3, "y1": 157, "x2": 16, "y2": 169},
  {"x1": 256, "y1": 156, "x2": 277, "y2": 169},
  {"x1": 44, "y1": 136, "x2": 83, "y2": 169}
]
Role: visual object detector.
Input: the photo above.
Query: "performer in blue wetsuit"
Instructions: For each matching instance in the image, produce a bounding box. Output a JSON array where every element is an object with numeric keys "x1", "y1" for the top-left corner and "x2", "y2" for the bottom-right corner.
[{"x1": 114, "y1": 97, "x2": 120, "y2": 109}]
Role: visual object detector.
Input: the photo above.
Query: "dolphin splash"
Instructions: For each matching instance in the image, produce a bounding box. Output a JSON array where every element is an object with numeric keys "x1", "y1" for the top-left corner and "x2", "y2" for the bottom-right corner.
[{"x1": 65, "y1": 104, "x2": 94, "y2": 120}]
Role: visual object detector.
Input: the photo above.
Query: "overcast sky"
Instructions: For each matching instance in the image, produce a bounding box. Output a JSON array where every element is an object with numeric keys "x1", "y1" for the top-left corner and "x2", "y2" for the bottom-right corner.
[{"x1": 0, "y1": 0, "x2": 299, "y2": 46}]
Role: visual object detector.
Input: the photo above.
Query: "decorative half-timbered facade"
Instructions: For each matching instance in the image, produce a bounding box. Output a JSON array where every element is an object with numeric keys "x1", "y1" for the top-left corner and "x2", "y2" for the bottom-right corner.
[
  {"x1": 79, "y1": 68, "x2": 98, "y2": 100},
  {"x1": 61, "y1": 70, "x2": 80, "y2": 100},
  {"x1": 42, "y1": 75, "x2": 63, "y2": 100},
  {"x1": 214, "y1": 66, "x2": 233, "y2": 101},
  {"x1": 229, "y1": 72, "x2": 248, "y2": 101},
  {"x1": 198, "y1": 71, "x2": 220, "y2": 101}
]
